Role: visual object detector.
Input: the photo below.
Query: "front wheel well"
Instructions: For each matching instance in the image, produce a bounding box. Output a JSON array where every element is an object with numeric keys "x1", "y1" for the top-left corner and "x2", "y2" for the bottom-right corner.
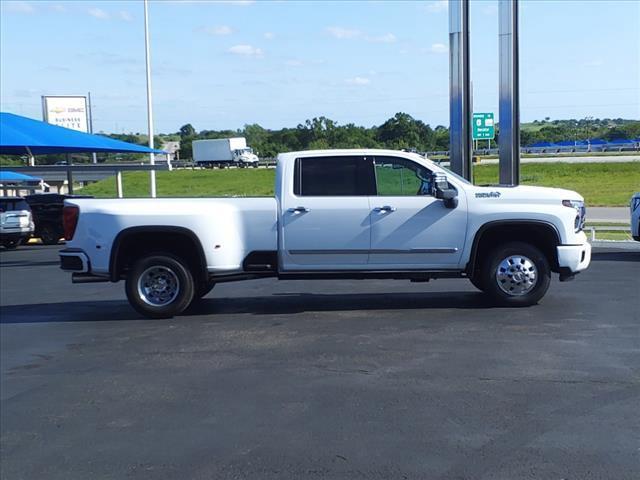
[
  {"x1": 468, "y1": 222, "x2": 561, "y2": 276},
  {"x1": 110, "y1": 227, "x2": 208, "y2": 283}
]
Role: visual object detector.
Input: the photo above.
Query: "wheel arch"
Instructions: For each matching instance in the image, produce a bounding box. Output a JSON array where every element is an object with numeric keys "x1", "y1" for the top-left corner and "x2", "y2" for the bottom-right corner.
[
  {"x1": 109, "y1": 226, "x2": 208, "y2": 283},
  {"x1": 466, "y1": 220, "x2": 562, "y2": 276}
]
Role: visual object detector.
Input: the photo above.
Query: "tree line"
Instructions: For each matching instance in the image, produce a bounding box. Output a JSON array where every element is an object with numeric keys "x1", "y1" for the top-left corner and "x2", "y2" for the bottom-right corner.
[
  {"x1": 171, "y1": 114, "x2": 640, "y2": 160},
  {"x1": 1, "y1": 113, "x2": 638, "y2": 166}
]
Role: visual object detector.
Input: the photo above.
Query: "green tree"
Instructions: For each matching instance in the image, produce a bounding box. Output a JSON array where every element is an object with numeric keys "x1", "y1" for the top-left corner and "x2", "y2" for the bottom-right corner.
[{"x1": 179, "y1": 124, "x2": 196, "y2": 139}]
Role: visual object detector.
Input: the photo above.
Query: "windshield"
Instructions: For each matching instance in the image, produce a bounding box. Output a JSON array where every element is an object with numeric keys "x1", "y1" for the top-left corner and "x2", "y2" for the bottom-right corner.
[
  {"x1": 414, "y1": 154, "x2": 472, "y2": 186},
  {"x1": 439, "y1": 164, "x2": 472, "y2": 185}
]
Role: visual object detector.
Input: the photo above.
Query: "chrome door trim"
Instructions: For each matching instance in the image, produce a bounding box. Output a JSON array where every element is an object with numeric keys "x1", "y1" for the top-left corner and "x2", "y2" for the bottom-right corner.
[{"x1": 288, "y1": 248, "x2": 458, "y2": 255}]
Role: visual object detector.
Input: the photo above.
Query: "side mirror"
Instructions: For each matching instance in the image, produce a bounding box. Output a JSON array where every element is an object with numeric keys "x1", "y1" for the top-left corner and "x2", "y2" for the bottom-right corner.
[{"x1": 432, "y1": 174, "x2": 458, "y2": 208}]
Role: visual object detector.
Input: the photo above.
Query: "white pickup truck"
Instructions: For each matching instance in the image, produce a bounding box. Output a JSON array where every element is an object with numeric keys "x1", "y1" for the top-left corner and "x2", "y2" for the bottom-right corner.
[{"x1": 60, "y1": 149, "x2": 591, "y2": 318}]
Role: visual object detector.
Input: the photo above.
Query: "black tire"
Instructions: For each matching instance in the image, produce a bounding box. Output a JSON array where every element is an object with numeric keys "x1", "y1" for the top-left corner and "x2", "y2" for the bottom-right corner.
[
  {"x1": 195, "y1": 279, "x2": 216, "y2": 299},
  {"x1": 125, "y1": 254, "x2": 195, "y2": 319},
  {"x1": 40, "y1": 226, "x2": 60, "y2": 245},
  {"x1": 480, "y1": 241, "x2": 551, "y2": 307},
  {"x1": 469, "y1": 274, "x2": 486, "y2": 292},
  {"x1": 2, "y1": 239, "x2": 22, "y2": 250}
]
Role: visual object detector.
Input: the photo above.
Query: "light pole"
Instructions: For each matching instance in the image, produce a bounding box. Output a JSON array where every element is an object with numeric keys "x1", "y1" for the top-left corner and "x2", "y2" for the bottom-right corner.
[
  {"x1": 498, "y1": 0, "x2": 520, "y2": 186},
  {"x1": 143, "y1": 0, "x2": 156, "y2": 198},
  {"x1": 448, "y1": 0, "x2": 472, "y2": 182}
]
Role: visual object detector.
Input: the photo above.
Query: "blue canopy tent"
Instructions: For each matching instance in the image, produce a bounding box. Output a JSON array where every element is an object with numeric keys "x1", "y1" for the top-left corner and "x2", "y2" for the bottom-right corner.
[
  {"x1": 0, "y1": 171, "x2": 42, "y2": 182},
  {"x1": 0, "y1": 170, "x2": 43, "y2": 195},
  {"x1": 0, "y1": 112, "x2": 163, "y2": 155}
]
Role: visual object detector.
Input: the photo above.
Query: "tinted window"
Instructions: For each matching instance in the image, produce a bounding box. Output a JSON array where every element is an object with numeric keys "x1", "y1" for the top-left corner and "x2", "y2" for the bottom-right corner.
[
  {"x1": 0, "y1": 199, "x2": 30, "y2": 212},
  {"x1": 374, "y1": 156, "x2": 433, "y2": 196},
  {"x1": 294, "y1": 156, "x2": 375, "y2": 196}
]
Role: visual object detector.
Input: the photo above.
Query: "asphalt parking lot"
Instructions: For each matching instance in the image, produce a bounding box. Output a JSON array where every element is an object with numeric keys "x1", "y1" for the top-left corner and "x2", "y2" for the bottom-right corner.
[{"x1": 1, "y1": 245, "x2": 639, "y2": 479}]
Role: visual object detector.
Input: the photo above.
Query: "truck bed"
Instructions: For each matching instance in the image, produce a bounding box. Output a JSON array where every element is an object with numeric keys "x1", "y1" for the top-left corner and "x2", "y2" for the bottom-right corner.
[{"x1": 66, "y1": 197, "x2": 278, "y2": 276}]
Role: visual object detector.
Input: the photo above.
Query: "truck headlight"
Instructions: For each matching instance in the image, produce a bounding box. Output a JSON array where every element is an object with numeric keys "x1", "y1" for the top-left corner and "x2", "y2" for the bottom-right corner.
[{"x1": 563, "y1": 200, "x2": 586, "y2": 232}]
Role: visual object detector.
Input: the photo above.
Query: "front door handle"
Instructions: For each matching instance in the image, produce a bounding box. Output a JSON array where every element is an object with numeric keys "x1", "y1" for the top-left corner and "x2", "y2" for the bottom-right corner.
[
  {"x1": 288, "y1": 206, "x2": 310, "y2": 213},
  {"x1": 373, "y1": 205, "x2": 396, "y2": 213}
]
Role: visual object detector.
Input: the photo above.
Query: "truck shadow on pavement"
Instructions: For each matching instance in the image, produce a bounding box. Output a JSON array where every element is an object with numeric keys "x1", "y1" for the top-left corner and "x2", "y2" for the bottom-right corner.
[
  {"x1": 590, "y1": 251, "x2": 640, "y2": 262},
  {"x1": 0, "y1": 291, "x2": 494, "y2": 324}
]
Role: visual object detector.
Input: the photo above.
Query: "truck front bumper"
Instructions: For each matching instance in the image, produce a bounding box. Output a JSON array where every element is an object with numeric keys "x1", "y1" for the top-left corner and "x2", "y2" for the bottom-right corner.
[{"x1": 557, "y1": 240, "x2": 591, "y2": 277}]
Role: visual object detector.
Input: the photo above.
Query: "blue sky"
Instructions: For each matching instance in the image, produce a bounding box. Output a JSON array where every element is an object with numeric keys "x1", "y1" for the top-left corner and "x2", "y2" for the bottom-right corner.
[{"x1": 1, "y1": 0, "x2": 638, "y2": 134}]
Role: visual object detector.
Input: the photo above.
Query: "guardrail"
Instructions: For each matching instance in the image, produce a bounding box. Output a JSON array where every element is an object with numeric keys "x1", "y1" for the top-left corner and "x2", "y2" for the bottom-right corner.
[
  {"x1": 425, "y1": 144, "x2": 640, "y2": 158},
  {"x1": 586, "y1": 225, "x2": 632, "y2": 242},
  {"x1": 171, "y1": 160, "x2": 278, "y2": 169}
]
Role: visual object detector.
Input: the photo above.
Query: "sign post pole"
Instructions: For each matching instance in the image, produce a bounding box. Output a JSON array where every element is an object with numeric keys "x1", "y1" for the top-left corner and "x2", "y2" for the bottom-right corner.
[
  {"x1": 88, "y1": 91, "x2": 97, "y2": 164},
  {"x1": 143, "y1": 0, "x2": 157, "y2": 198}
]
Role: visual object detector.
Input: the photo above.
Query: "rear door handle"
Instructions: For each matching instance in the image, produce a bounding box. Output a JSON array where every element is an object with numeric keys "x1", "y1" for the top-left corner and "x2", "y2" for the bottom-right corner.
[
  {"x1": 373, "y1": 205, "x2": 396, "y2": 213},
  {"x1": 288, "y1": 206, "x2": 310, "y2": 213}
]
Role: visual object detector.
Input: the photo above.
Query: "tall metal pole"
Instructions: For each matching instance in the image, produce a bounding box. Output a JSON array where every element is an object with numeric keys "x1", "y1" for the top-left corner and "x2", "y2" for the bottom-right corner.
[
  {"x1": 88, "y1": 91, "x2": 97, "y2": 164},
  {"x1": 498, "y1": 0, "x2": 520, "y2": 186},
  {"x1": 449, "y1": 0, "x2": 472, "y2": 181},
  {"x1": 143, "y1": 0, "x2": 156, "y2": 198}
]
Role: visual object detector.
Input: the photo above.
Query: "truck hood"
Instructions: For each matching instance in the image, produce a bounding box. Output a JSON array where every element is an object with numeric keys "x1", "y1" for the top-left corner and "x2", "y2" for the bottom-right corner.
[{"x1": 468, "y1": 184, "x2": 584, "y2": 204}]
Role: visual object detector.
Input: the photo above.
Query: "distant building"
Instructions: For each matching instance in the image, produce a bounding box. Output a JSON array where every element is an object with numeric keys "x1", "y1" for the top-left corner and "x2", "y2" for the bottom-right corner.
[{"x1": 158, "y1": 141, "x2": 180, "y2": 162}]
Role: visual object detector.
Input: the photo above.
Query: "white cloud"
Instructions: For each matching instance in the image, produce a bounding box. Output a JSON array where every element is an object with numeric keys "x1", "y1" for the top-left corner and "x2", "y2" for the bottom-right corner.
[
  {"x1": 285, "y1": 59, "x2": 304, "y2": 67},
  {"x1": 326, "y1": 26, "x2": 361, "y2": 40},
  {"x1": 263, "y1": 32, "x2": 275, "y2": 40},
  {"x1": 88, "y1": 7, "x2": 109, "y2": 20},
  {"x1": 201, "y1": 25, "x2": 233, "y2": 35},
  {"x1": 119, "y1": 10, "x2": 133, "y2": 22},
  {"x1": 3, "y1": 1, "x2": 35, "y2": 14},
  {"x1": 366, "y1": 33, "x2": 397, "y2": 44},
  {"x1": 430, "y1": 42, "x2": 448, "y2": 54},
  {"x1": 425, "y1": 0, "x2": 447, "y2": 13},
  {"x1": 228, "y1": 44, "x2": 263, "y2": 57},
  {"x1": 345, "y1": 76, "x2": 371, "y2": 86}
]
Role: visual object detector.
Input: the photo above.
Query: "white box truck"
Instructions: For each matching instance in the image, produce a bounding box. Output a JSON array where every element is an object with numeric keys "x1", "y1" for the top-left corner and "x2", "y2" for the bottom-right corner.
[{"x1": 192, "y1": 138, "x2": 259, "y2": 168}]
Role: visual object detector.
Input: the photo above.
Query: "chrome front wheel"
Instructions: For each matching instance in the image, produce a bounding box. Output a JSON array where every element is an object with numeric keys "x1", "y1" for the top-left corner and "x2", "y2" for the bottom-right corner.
[
  {"x1": 495, "y1": 255, "x2": 538, "y2": 296},
  {"x1": 481, "y1": 242, "x2": 550, "y2": 307}
]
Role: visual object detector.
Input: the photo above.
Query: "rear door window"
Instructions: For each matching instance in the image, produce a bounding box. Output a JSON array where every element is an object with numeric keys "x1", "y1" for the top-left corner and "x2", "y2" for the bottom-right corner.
[{"x1": 294, "y1": 156, "x2": 375, "y2": 196}]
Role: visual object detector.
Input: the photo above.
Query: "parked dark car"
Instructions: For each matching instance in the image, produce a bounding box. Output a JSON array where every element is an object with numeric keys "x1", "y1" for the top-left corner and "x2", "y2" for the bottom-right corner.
[{"x1": 25, "y1": 194, "x2": 92, "y2": 245}]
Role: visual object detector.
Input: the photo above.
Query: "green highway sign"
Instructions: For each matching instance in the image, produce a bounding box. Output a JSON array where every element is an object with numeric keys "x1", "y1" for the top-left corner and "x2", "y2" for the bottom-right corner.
[{"x1": 473, "y1": 112, "x2": 495, "y2": 140}]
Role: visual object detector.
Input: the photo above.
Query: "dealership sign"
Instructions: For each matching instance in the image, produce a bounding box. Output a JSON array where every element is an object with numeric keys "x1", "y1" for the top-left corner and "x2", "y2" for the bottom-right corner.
[{"x1": 42, "y1": 96, "x2": 89, "y2": 132}]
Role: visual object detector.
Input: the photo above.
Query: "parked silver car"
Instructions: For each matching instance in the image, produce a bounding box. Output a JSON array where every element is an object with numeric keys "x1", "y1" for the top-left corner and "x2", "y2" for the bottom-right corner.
[{"x1": 0, "y1": 197, "x2": 34, "y2": 249}]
